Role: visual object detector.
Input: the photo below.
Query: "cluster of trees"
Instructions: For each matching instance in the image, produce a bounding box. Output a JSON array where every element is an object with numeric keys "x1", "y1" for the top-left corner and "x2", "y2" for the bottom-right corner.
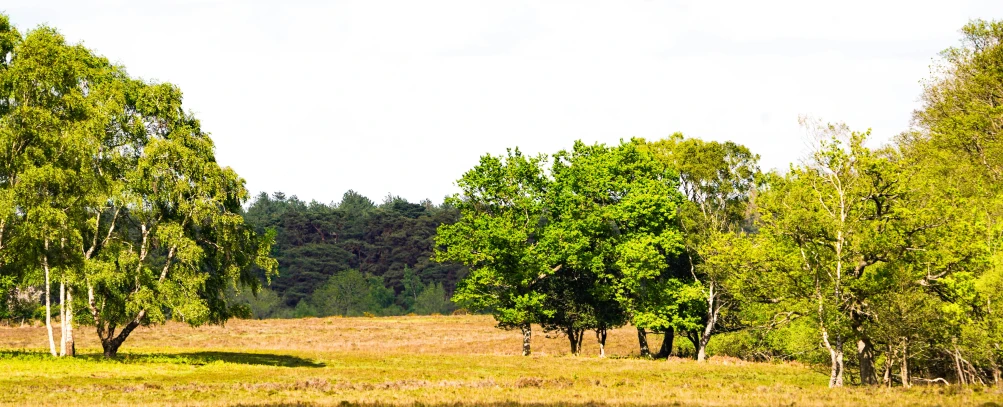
[
  {"x1": 0, "y1": 15, "x2": 275, "y2": 357},
  {"x1": 3, "y1": 11, "x2": 1003, "y2": 390},
  {"x1": 436, "y1": 21, "x2": 1003, "y2": 387},
  {"x1": 234, "y1": 192, "x2": 465, "y2": 318}
]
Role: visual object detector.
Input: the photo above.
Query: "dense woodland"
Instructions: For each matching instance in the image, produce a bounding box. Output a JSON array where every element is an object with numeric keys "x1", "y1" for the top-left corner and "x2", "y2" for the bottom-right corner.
[
  {"x1": 235, "y1": 191, "x2": 467, "y2": 318},
  {"x1": 2, "y1": 12, "x2": 1003, "y2": 390}
]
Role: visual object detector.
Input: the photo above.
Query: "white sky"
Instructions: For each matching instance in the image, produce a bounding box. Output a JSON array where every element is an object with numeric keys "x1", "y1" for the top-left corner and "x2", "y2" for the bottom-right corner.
[{"x1": 5, "y1": 1, "x2": 1002, "y2": 204}]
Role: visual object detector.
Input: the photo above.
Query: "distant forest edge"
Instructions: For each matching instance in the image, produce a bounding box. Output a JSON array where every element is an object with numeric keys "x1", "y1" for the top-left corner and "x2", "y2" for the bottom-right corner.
[{"x1": 234, "y1": 191, "x2": 467, "y2": 318}]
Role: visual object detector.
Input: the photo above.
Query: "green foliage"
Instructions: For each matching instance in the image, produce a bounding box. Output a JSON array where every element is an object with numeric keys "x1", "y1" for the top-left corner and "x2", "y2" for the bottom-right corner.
[
  {"x1": 242, "y1": 191, "x2": 467, "y2": 311},
  {"x1": 414, "y1": 282, "x2": 450, "y2": 315},
  {"x1": 0, "y1": 13, "x2": 276, "y2": 356},
  {"x1": 310, "y1": 270, "x2": 398, "y2": 317},
  {"x1": 436, "y1": 148, "x2": 551, "y2": 330}
]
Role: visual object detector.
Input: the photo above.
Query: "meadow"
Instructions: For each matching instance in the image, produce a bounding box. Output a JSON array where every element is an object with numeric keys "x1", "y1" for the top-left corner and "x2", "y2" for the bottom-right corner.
[{"x1": 0, "y1": 315, "x2": 999, "y2": 407}]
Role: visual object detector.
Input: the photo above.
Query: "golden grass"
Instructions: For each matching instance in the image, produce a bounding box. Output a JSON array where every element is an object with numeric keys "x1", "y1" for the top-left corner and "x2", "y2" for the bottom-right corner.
[{"x1": 0, "y1": 315, "x2": 999, "y2": 406}]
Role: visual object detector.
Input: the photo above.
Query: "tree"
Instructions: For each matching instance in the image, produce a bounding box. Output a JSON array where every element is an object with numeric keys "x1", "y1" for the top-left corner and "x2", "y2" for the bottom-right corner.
[
  {"x1": 80, "y1": 79, "x2": 277, "y2": 357},
  {"x1": 401, "y1": 265, "x2": 424, "y2": 312},
  {"x1": 910, "y1": 19, "x2": 1003, "y2": 386},
  {"x1": 641, "y1": 134, "x2": 761, "y2": 361},
  {"x1": 435, "y1": 149, "x2": 551, "y2": 356},
  {"x1": 312, "y1": 269, "x2": 378, "y2": 316},
  {"x1": 414, "y1": 282, "x2": 449, "y2": 315},
  {"x1": 543, "y1": 140, "x2": 686, "y2": 357},
  {"x1": 757, "y1": 119, "x2": 954, "y2": 386},
  {"x1": 0, "y1": 19, "x2": 116, "y2": 357}
]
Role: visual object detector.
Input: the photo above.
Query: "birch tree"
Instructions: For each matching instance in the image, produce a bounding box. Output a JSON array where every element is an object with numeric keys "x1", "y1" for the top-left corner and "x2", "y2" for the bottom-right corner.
[
  {"x1": 0, "y1": 14, "x2": 277, "y2": 357},
  {"x1": 642, "y1": 134, "x2": 760, "y2": 361},
  {"x1": 758, "y1": 119, "x2": 952, "y2": 386}
]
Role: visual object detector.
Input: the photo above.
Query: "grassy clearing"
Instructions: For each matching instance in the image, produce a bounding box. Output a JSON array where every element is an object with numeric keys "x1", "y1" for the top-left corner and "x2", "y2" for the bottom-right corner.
[{"x1": 0, "y1": 315, "x2": 999, "y2": 406}]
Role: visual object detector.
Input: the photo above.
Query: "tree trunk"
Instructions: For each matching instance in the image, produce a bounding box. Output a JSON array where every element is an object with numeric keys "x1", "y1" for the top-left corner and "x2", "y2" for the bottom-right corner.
[
  {"x1": 100, "y1": 310, "x2": 146, "y2": 358},
  {"x1": 43, "y1": 243, "x2": 56, "y2": 357},
  {"x1": 59, "y1": 281, "x2": 66, "y2": 356},
  {"x1": 637, "y1": 327, "x2": 651, "y2": 358},
  {"x1": 697, "y1": 283, "x2": 718, "y2": 362},
  {"x1": 686, "y1": 331, "x2": 700, "y2": 359},
  {"x1": 577, "y1": 329, "x2": 585, "y2": 355},
  {"x1": 857, "y1": 337, "x2": 877, "y2": 385},
  {"x1": 64, "y1": 287, "x2": 75, "y2": 357},
  {"x1": 521, "y1": 324, "x2": 531, "y2": 356},
  {"x1": 991, "y1": 362, "x2": 1001, "y2": 388},
  {"x1": 566, "y1": 327, "x2": 584, "y2": 356},
  {"x1": 953, "y1": 343, "x2": 966, "y2": 386},
  {"x1": 899, "y1": 337, "x2": 910, "y2": 388},
  {"x1": 883, "y1": 345, "x2": 894, "y2": 387},
  {"x1": 697, "y1": 326, "x2": 713, "y2": 362},
  {"x1": 596, "y1": 328, "x2": 607, "y2": 358},
  {"x1": 656, "y1": 327, "x2": 674, "y2": 358},
  {"x1": 822, "y1": 328, "x2": 844, "y2": 388}
]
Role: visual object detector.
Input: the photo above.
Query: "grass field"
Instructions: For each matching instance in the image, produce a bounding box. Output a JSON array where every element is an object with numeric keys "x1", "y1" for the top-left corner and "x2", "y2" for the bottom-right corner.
[{"x1": 0, "y1": 315, "x2": 999, "y2": 406}]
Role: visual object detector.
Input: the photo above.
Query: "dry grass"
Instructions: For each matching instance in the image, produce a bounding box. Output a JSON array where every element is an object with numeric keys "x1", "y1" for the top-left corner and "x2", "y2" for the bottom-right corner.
[{"x1": 0, "y1": 315, "x2": 999, "y2": 407}]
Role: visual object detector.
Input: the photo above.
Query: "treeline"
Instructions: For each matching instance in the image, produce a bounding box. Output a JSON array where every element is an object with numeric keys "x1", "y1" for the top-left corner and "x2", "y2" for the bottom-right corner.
[
  {"x1": 232, "y1": 192, "x2": 467, "y2": 318},
  {"x1": 436, "y1": 21, "x2": 1003, "y2": 388}
]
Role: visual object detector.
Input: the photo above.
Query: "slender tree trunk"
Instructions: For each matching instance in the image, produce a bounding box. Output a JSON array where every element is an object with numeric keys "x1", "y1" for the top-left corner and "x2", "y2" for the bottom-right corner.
[
  {"x1": 657, "y1": 327, "x2": 674, "y2": 359},
  {"x1": 43, "y1": 241, "x2": 56, "y2": 357},
  {"x1": 520, "y1": 324, "x2": 531, "y2": 356},
  {"x1": 822, "y1": 328, "x2": 844, "y2": 387},
  {"x1": 953, "y1": 343, "x2": 967, "y2": 386},
  {"x1": 900, "y1": 337, "x2": 910, "y2": 388},
  {"x1": 697, "y1": 284, "x2": 718, "y2": 362},
  {"x1": 883, "y1": 345, "x2": 894, "y2": 387},
  {"x1": 567, "y1": 327, "x2": 578, "y2": 355},
  {"x1": 64, "y1": 287, "x2": 74, "y2": 357},
  {"x1": 991, "y1": 362, "x2": 1000, "y2": 388},
  {"x1": 596, "y1": 328, "x2": 607, "y2": 358},
  {"x1": 636, "y1": 327, "x2": 651, "y2": 358},
  {"x1": 59, "y1": 281, "x2": 66, "y2": 356}
]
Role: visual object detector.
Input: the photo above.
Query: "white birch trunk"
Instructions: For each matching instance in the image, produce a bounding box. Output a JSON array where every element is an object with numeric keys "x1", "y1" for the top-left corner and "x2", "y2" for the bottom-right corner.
[
  {"x1": 521, "y1": 324, "x2": 531, "y2": 356},
  {"x1": 59, "y1": 281, "x2": 66, "y2": 356},
  {"x1": 43, "y1": 240, "x2": 56, "y2": 357},
  {"x1": 697, "y1": 283, "x2": 717, "y2": 362},
  {"x1": 64, "y1": 287, "x2": 74, "y2": 356}
]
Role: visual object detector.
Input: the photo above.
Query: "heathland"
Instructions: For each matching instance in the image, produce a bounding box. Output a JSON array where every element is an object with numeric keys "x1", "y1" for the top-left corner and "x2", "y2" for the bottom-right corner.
[{"x1": 1, "y1": 315, "x2": 999, "y2": 407}]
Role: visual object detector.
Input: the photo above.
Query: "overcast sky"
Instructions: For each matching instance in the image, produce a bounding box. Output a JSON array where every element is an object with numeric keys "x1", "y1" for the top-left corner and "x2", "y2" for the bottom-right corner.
[{"x1": 4, "y1": 1, "x2": 1002, "y2": 204}]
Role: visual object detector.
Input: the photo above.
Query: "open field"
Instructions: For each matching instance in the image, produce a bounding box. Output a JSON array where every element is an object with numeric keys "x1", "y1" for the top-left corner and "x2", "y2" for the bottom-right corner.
[{"x1": 0, "y1": 315, "x2": 999, "y2": 407}]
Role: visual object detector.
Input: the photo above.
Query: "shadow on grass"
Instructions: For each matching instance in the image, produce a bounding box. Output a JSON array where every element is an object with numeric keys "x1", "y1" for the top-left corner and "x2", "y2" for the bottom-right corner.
[{"x1": 0, "y1": 350, "x2": 325, "y2": 368}]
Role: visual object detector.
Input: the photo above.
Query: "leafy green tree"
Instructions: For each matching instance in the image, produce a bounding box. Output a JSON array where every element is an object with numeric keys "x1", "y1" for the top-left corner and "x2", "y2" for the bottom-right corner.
[
  {"x1": 401, "y1": 265, "x2": 424, "y2": 312},
  {"x1": 0, "y1": 15, "x2": 277, "y2": 358},
  {"x1": 757, "y1": 119, "x2": 957, "y2": 386},
  {"x1": 908, "y1": 19, "x2": 1003, "y2": 385},
  {"x1": 0, "y1": 19, "x2": 120, "y2": 356},
  {"x1": 642, "y1": 134, "x2": 760, "y2": 361},
  {"x1": 543, "y1": 140, "x2": 685, "y2": 356},
  {"x1": 435, "y1": 149, "x2": 551, "y2": 356},
  {"x1": 414, "y1": 282, "x2": 450, "y2": 315}
]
